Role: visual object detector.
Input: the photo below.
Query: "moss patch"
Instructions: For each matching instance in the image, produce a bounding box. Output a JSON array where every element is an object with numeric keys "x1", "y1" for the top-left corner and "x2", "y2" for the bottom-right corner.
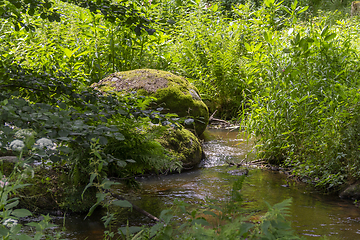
[
  {"x1": 92, "y1": 69, "x2": 209, "y2": 136},
  {"x1": 157, "y1": 128, "x2": 203, "y2": 169}
]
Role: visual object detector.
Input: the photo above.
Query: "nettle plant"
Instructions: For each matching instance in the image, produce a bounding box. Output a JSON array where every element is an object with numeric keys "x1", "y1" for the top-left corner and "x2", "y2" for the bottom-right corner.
[
  {"x1": 0, "y1": 0, "x2": 172, "y2": 85},
  {"x1": 246, "y1": 11, "x2": 360, "y2": 190}
]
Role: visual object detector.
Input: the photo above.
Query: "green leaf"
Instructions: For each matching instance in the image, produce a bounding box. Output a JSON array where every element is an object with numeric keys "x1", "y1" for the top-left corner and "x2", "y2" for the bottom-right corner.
[
  {"x1": 58, "y1": 146, "x2": 72, "y2": 153},
  {"x1": 5, "y1": 200, "x2": 19, "y2": 210},
  {"x1": 118, "y1": 226, "x2": 142, "y2": 235},
  {"x1": 263, "y1": 31, "x2": 269, "y2": 42},
  {"x1": 239, "y1": 222, "x2": 254, "y2": 236},
  {"x1": 114, "y1": 132, "x2": 125, "y2": 140},
  {"x1": 294, "y1": 33, "x2": 300, "y2": 45},
  {"x1": 0, "y1": 226, "x2": 9, "y2": 236},
  {"x1": 283, "y1": 48, "x2": 291, "y2": 53},
  {"x1": 324, "y1": 33, "x2": 336, "y2": 42},
  {"x1": 159, "y1": 209, "x2": 173, "y2": 224},
  {"x1": 58, "y1": 129, "x2": 70, "y2": 138},
  {"x1": 209, "y1": 205, "x2": 222, "y2": 211},
  {"x1": 87, "y1": 193, "x2": 107, "y2": 217},
  {"x1": 60, "y1": 46, "x2": 81, "y2": 58},
  {"x1": 11, "y1": 224, "x2": 22, "y2": 234},
  {"x1": 191, "y1": 218, "x2": 210, "y2": 226},
  {"x1": 58, "y1": 102, "x2": 67, "y2": 109},
  {"x1": 261, "y1": 220, "x2": 271, "y2": 236},
  {"x1": 13, "y1": 184, "x2": 31, "y2": 190},
  {"x1": 26, "y1": 222, "x2": 39, "y2": 227},
  {"x1": 286, "y1": 98, "x2": 297, "y2": 104},
  {"x1": 11, "y1": 209, "x2": 32, "y2": 218},
  {"x1": 112, "y1": 200, "x2": 132, "y2": 208},
  {"x1": 210, "y1": 4, "x2": 218, "y2": 12},
  {"x1": 98, "y1": 136, "x2": 108, "y2": 145},
  {"x1": 81, "y1": 173, "x2": 97, "y2": 199},
  {"x1": 253, "y1": 42, "x2": 262, "y2": 52},
  {"x1": 117, "y1": 160, "x2": 127, "y2": 167},
  {"x1": 321, "y1": 25, "x2": 329, "y2": 37},
  {"x1": 299, "y1": 38, "x2": 308, "y2": 51},
  {"x1": 102, "y1": 179, "x2": 117, "y2": 189},
  {"x1": 244, "y1": 42, "x2": 251, "y2": 52},
  {"x1": 298, "y1": 6, "x2": 308, "y2": 14},
  {"x1": 203, "y1": 211, "x2": 217, "y2": 218}
]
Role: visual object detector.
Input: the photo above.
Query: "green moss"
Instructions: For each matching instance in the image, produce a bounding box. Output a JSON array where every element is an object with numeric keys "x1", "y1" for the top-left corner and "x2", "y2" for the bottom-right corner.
[{"x1": 157, "y1": 128, "x2": 203, "y2": 168}]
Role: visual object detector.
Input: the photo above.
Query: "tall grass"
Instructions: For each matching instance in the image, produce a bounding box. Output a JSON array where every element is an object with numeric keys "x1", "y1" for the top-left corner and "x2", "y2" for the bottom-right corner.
[{"x1": 244, "y1": 4, "x2": 360, "y2": 190}]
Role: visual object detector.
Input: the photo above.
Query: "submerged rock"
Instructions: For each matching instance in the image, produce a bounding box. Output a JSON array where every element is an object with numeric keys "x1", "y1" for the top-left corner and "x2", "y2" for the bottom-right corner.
[
  {"x1": 227, "y1": 169, "x2": 249, "y2": 176},
  {"x1": 92, "y1": 69, "x2": 209, "y2": 136}
]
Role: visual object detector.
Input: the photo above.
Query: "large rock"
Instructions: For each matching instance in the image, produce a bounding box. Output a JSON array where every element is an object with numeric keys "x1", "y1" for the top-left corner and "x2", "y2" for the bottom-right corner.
[
  {"x1": 92, "y1": 69, "x2": 209, "y2": 136},
  {"x1": 339, "y1": 181, "x2": 360, "y2": 200}
]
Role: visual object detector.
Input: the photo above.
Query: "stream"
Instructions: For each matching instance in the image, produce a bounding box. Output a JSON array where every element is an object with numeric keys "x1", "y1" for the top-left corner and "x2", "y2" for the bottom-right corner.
[{"x1": 57, "y1": 128, "x2": 360, "y2": 239}]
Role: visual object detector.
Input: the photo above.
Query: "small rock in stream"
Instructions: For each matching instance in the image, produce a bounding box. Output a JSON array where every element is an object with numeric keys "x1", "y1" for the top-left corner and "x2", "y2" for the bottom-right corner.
[{"x1": 227, "y1": 169, "x2": 249, "y2": 176}]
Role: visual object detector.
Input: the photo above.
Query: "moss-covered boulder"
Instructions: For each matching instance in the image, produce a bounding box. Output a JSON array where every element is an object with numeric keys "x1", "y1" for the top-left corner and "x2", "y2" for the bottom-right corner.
[
  {"x1": 92, "y1": 69, "x2": 209, "y2": 136},
  {"x1": 157, "y1": 128, "x2": 203, "y2": 169}
]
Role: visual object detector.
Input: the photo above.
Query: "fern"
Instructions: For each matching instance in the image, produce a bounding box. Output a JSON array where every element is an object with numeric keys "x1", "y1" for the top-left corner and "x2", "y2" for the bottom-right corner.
[{"x1": 254, "y1": 198, "x2": 305, "y2": 240}]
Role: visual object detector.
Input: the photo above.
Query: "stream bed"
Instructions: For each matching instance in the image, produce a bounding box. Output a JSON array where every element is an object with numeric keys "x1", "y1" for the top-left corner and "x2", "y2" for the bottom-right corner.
[{"x1": 58, "y1": 128, "x2": 360, "y2": 239}]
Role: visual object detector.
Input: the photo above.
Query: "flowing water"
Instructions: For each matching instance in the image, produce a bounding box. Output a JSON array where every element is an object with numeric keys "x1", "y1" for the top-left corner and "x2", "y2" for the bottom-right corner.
[{"x1": 57, "y1": 128, "x2": 360, "y2": 239}]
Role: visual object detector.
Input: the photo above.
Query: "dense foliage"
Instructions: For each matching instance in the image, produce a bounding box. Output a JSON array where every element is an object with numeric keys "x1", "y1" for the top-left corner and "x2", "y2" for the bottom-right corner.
[{"x1": 1, "y1": 0, "x2": 360, "y2": 238}]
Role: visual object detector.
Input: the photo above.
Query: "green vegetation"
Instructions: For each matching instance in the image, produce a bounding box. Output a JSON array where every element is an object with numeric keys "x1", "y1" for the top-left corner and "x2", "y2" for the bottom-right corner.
[{"x1": 1, "y1": 0, "x2": 360, "y2": 237}]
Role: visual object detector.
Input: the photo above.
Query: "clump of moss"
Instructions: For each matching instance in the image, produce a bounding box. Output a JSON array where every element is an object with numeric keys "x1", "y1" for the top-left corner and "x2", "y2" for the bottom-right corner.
[{"x1": 157, "y1": 127, "x2": 203, "y2": 169}]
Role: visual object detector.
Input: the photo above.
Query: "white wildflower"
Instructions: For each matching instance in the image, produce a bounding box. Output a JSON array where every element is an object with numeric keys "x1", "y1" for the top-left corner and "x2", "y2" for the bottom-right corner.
[
  {"x1": 35, "y1": 138, "x2": 53, "y2": 149},
  {"x1": 9, "y1": 140, "x2": 25, "y2": 151},
  {"x1": 15, "y1": 129, "x2": 36, "y2": 139},
  {"x1": 3, "y1": 218, "x2": 18, "y2": 228}
]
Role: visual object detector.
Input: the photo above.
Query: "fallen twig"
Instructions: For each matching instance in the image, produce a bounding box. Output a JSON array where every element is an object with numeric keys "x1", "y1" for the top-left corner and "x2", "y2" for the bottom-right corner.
[
  {"x1": 210, "y1": 118, "x2": 231, "y2": 125},
  {"x1": 209, "y1": 110, "x2": 218, "y2": 121},
  {"x1": 226, "y1": 157, "x2": 247, "y2": 168}
]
